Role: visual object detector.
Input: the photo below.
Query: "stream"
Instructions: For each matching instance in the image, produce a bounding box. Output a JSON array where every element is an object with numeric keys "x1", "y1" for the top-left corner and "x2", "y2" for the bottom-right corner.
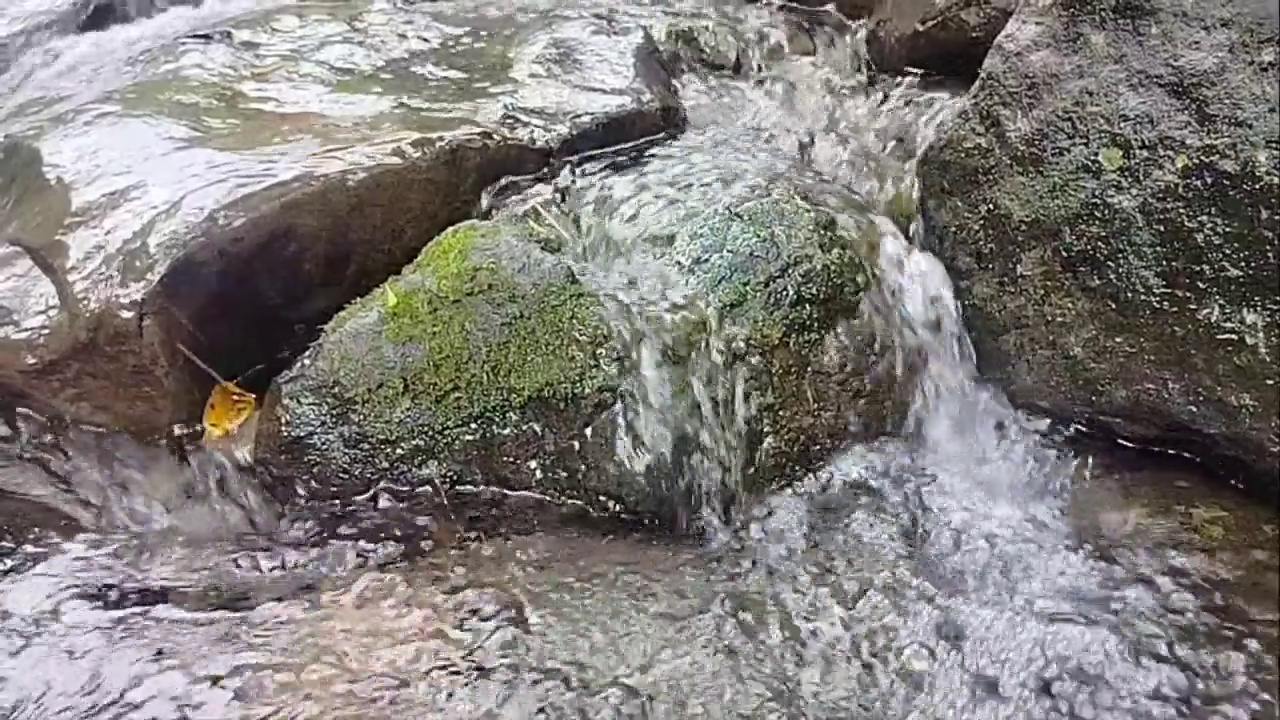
[{"x1": 1, "y1": 1, "x2": 1277, "y2": 718}]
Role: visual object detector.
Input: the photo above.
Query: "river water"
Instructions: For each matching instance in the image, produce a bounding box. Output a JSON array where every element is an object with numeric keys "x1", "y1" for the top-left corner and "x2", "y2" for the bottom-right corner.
[{"x1": 1, "y1": 1, "x2": 1277, "y2": 718}]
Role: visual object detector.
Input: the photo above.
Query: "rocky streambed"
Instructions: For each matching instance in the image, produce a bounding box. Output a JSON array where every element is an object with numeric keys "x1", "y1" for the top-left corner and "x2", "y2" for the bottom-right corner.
[{"x1": 0, "y1": 0, "x2": 1276, "y2": 718}]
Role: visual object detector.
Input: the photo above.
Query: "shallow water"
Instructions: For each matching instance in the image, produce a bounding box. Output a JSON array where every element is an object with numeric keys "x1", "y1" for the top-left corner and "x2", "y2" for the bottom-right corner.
[{"x1": 1, "y1": 1, "x2": 1277, "y2": 718}]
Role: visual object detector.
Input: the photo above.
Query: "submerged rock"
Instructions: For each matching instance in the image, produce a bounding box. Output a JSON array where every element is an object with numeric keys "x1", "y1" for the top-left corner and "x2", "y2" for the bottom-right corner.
[
  {"x1": 0, "y1": 137, "x2": 75, "y2": 337},
  {"x1": 75, "y1": 0, "x2": 203, "y2": 34},
  {"x1": 920, "y1": 0, "x2": 1280, "y2": 501},
  {"x1": 259, "y1": 193, "x2": 882, "y2": 524},
  {"x1": 0, "y1": 138, "x2": 143, "y2": 437}
]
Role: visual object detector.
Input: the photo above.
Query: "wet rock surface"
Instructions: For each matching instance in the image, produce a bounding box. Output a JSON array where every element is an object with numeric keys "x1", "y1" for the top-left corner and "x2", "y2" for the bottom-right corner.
[
  {"x1": 4, "y1": 11, "x2": 685, "y2": 439},
  {"x1": 864, "y1": 0, "x2": 1013, "y2": 78},
  {"x1": 0, "y1": 139, "x2": 155, "y2": 438},
  {"x1": 142, "y1": 134, "x2": 553, "y2": 437},
  {"x1": 919, "y1": 0, "x2": 1280, "y2": 502},
  {"x1": 0, "y1": 137, "x2": 74, "y2": 336},
  {"x1": 499, "y1": 16, "x2": 684, "y2": 156}
]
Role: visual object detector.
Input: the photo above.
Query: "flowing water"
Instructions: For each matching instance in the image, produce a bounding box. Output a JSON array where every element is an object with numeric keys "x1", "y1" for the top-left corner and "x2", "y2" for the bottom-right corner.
[{"x1": 1, "y1": 1, "x2": 1277, "y2": 718}]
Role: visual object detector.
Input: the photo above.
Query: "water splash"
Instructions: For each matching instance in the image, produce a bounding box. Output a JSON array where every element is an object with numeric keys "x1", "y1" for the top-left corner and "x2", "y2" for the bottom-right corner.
[
  {"x1": 500, "y1": 19, "x2": 974, "y2": 528},
  {"x1": 1, "y1": 412, "x2": 279, "y2": 536},
  {"x1": 529, "y1": 200, "x2": 756, "y2": 528}
]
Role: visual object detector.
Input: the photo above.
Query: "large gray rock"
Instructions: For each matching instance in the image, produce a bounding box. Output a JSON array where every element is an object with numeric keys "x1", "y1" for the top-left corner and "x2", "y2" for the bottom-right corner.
[
  {"x1": 4, "y1": 15, "x2": 685, "y2": 441},
  {"x1": 920, "y1": 0, "x2": 1280, "y2": 501},
  {"x1": 258, "y1": 192, "x2": 884, "y2": 525}
]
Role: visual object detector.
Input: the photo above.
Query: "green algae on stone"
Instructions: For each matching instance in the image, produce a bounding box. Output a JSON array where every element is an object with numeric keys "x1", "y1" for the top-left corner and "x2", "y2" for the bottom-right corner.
[
  {"x1": 367, "y1": 221, "x2": 614, "y2": 440},
  {"x1": 320, "y1": 220, "x2": 613, "y2": 445},
  {"x1": 263, "y1": 218, "x2": 619, "y2": 504},
  {"x1": 667, "y1": 194, "x2": 873, "y2": 350},
  {"x1": 263, "y1": 193, "x2": 887, "y2": 521},
  {"x1": 662, "y1": 194, "x2": 883, "y2": 493}
]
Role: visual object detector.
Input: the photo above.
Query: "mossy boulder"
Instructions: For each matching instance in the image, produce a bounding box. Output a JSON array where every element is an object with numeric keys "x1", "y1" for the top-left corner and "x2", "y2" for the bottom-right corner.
[
  {"x1": 919, "y1": 0, "x2": 1280, "y2": 502},
  {"x1": 259, "y1": 193, "x2": 883, "y2": 523},
  {"x1": 257, "y1": 219, "x2": 629, "y2": 508}
]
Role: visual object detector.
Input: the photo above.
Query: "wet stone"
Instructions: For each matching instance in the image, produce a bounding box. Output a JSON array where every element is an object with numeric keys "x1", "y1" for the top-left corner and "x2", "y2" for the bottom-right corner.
[
  {"x1": 257, "y1": 188, "x2": 882, "y2": 527},
  {"x1": 920, "y1": 0, "x2": 1280, "y2": 502},
  {"x1": 497, "y1": 16, "x2": 685, "y2": 155},
  {"x1": 5, "y1": 11, "x2": 688, "y2": 442}
]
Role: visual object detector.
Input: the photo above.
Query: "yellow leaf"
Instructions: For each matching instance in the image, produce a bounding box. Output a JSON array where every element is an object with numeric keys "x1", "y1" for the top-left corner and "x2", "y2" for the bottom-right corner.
[
  {"x1": 384, "y1": 284, "x2": 399, "y2": 309},
  {"x1": 202, "y1": 381, "x2": 257, "y2": 442}
]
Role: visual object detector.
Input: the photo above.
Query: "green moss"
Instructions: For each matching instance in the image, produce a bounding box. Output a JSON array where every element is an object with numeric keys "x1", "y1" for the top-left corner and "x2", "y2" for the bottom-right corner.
[
  {"x1": 672, "y1": 195, "x2": 873, "y2": 353},
  {"x1": 1098, "y1": 145, "x2": 1125, "y2": 171},
  {"x1": 352, "y1": 221, "x2": 613, "y2": 446},
  {"x1": 401, "y1": 221, "x2": 491, "y2": 298}
]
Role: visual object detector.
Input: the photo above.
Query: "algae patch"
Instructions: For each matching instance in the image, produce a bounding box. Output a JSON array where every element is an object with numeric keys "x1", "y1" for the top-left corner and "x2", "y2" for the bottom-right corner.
[
  {"x1": 669, "y1": 195, "x2": 874, "y2": 350},
  {"x1": 339, "y1": 220, "x2": 615, "y2": 447}
]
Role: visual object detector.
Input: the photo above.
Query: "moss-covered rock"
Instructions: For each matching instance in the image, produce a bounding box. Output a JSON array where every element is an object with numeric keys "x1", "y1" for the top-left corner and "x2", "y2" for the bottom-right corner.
[
  {"x1": 919, "y1": 0, "x2": 1279, "y2": 502},
  {"x1": 659, "y1": 195, "x2": 883, "y2": 495},
  {"x1": 258, "y1": 219, "x2": 628, "y2": 508},
  {"x1": 1, "y1": 13, "x2": 688, "y2": 442},
  {"x1": 260, "y1": 193, "x2": 882, "y2": 523}
]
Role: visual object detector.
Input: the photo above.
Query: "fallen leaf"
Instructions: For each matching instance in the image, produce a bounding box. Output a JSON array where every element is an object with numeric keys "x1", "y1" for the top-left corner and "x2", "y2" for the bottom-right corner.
[
  {"x1": 202, "y1": 380, "x2": 257, "y2": 442},
  {"x1": 385, "y1": 284, "x2": 399, "y2": 309}
]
